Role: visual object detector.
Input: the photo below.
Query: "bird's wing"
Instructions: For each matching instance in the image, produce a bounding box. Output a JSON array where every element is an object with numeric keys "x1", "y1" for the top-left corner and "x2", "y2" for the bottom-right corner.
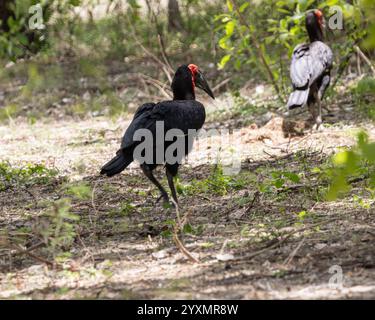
[
  {"x1": 309, "y1": 41, "x2": 333, "y2": 83},
  {"x1": 120, "y1": 100, "x2": 205, "y2": 149},
  {"x1": 133, "y1": 102, "x2": 156, "y2": 119},
  {"x1": 290, "y1": 41, "x2": 333, "y2": 89},
  {"x1": 290, "y1": 43, "x2": 312, "y2": 89},
  {"x1": 121, "y1": 103, "x2": 156, "y2": 149},
  {"x1": 150, "y1": 100, "x2": 206, "y2": 133}
]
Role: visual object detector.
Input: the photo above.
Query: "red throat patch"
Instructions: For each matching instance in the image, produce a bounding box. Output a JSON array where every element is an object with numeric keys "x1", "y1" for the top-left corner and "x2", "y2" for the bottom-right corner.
[
  {"x1": 314, "y1": 9, "x2": 324, "y2": 26},
  {"x1": 188, "y1": 64, "x2": 199, "y2": 89}
]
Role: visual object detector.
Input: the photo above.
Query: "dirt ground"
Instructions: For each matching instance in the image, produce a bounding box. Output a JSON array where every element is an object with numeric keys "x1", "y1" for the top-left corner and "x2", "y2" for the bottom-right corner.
[{"x1": 0, "y1": 86, "x2": 374, "y2": 299}]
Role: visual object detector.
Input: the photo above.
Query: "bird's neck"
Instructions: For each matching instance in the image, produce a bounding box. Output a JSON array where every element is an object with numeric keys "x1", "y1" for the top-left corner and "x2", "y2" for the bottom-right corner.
[
  {"x1": 171, "y1": 71, "x2": 196, "y2": 100},
  {"x1": 173, "y1": 91, "x2": 195, "y2": 100},
  {"x1": 307, "y1": 24, "x2": 324, "y2": 42}
]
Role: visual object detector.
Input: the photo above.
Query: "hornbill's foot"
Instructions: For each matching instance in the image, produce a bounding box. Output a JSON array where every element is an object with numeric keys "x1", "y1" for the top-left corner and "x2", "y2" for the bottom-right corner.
[
  {"x1": 155, "y1": 193, "x2": 170, "y2": 205},
  {"x1": 154, "y1": 193, "x2": 177, "y2": 209},
  {"x1": 312, "y1": 116, "x2": 323, "y2": 131},
  {"x1": 313, "y1": 123, "x2": 325, "y2": 132}
]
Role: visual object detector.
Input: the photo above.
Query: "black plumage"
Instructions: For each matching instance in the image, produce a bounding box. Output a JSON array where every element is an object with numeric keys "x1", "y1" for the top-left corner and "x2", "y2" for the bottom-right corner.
[
  {"x1": 101, "y1": 64, "x2": 214, "y2": 206},
  {"x1": 287, "y1": 9, "x2": 333, "y2": 128}
]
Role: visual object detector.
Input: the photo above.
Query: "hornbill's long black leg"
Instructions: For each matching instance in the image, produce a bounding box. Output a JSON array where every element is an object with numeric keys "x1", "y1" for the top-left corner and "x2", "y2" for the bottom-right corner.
[
  {"x1": 318, "y1": 73, "x2": 331, "y2": 114},
  {"x1": 315, "y1": 94, "x2": 322, "y2": 130},
  {"x1": 166, "y1": 169, "x2": 181, "y2": 223},
  {"x1": 308, "y1": 90, "x2": 322, "y2": 131},
  {"x1": 318, "y1": 74, "x2": 331, "y2": 101},
  {"x1": 141, "y1": 165, "x2": 169, "y2": 204},
  {"x1": 311, "y1": 90, "x2": 322, "y2": 130}
]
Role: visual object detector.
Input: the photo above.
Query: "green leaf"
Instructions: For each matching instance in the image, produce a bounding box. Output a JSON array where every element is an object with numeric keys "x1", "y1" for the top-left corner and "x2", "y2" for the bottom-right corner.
[
  {"x1": 218, "y1": 36, "x2": 232, "y2": 50},
  {"x1": 284, "y1": 172, "x2": 300, "y2": 183},
  {"x1": 274, "y1": 179, "x2": 285, "y2": 189},
  {"x1": 297, "y1": 210, "x2": 307, "y2": 220},
  {"x1": 227, "y1": 0, "x2": 233, "y2": 12},
  {"x1": 239, "y1": 2, "x2": 249, "y2": 13},
  {"x1": 333, "y1": 151, "x2": 350, "y2": 166},
  {"x1": 225, "y1": 20, "x2": 236, "y2": 37}
]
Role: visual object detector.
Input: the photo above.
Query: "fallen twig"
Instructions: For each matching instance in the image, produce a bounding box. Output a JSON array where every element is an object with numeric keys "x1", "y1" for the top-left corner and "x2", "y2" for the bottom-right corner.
[
  {"x1": 354, "y1": 45, "x2": 375, "y2": 76},
  {"x1": 8, "y1": 243, "x2": 54, "y2": 267},
  {"x1": 283, "y1": 237, "x2": 305, "y2": 266},
  {"x1": 172, "y1": 206, "x2": 199, "y2": 263},
  {"x1": 235, "y1": 218, "x2": 336, "y2": 262},
  {"x1": 173, "y1": 232, "x2": 199, "y2": 263}
]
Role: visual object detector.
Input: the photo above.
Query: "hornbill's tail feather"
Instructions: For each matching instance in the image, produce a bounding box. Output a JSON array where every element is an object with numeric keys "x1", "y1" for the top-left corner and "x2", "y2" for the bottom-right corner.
[
  {"x1": 100, "y1": 151, "x2": 133, "y2": 177},
  {"x1": 287, "y1": 88, "x2": 310, "y2": 110}
]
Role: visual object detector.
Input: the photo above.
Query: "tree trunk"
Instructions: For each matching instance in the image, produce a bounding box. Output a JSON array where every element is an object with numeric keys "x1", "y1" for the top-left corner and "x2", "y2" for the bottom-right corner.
[
  {"x1": 0, "y1": 0, "x2": 13, "y2": 32},
  {"x1": 168, "y1": 0, "x2": 184, "y2": 31}
]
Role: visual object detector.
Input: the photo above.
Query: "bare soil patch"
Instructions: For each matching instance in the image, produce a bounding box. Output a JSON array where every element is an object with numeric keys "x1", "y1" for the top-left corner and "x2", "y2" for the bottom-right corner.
[{"x1": 1, "y1": 107, "x2": 374, "y2": 299}]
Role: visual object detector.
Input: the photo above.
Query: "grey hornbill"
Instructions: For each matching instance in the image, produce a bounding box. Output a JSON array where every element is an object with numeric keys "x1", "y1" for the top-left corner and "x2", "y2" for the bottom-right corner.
[
  {"x1": 287, "y1": 9, "x2": 333, "y2": 129},
  {"x1": 100, "y1": 64, "x2": 214, "y2": 206}
]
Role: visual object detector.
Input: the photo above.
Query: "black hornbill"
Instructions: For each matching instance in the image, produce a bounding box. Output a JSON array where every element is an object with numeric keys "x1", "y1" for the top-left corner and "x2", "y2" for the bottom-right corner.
[
  {"x1": 100, "y1": 64, "x2": 214, "y2": 206},
  {"x1": 287, "y1": 9, "x2": 333, "y2": 129}
]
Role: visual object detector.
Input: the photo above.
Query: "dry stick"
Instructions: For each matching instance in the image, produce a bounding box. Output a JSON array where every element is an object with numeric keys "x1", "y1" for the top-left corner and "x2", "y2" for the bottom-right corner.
[
  {"x1": 173, "y1": 233, "x2": 199, "y2": 263},
  {"x1": 245, "y1": 191, "x2": 260, "y2": 214},
  {"x1": 138, "y1": 0, "x2": 174, "y2": 82},
  {"x1": 277, "y1": 173, "x2": 370, "y2": 195},
  {"x1": 172, "y1": 207, "x2": 199, "y2": 263},
  {"x1": 357, "y1": 50, "x2": 362, "y2": 76},
  {"x1": 139, "y1": 75, "x2": 151, "y2": 97},
  {"x1": 126, "y1": 15, "x2": 173, "y2": 82},
  {"x1": 230, "y1": 0, "x2": 284, "y2": 104},
  {"x1": 126, "y1": 73, "x2": 172, "y2": 99},
  {"x1": 212, "y1": 77, "x2": 232, "y2": 93},
  {"x1": 235, "y1": 218, "x2": 336, "y2": 262},
  {"x1": 8, "y1": 243, "x2": 54, "y2": 267},
  {"x1": 90, "y1": 179, "x2": 100, "y2": 227},
  {"x1": 0, "y1": 240, "x2": 45, "y2": 260},
  {"x1": 140, "y1": 76, "x2": 172, "y2": 99},
  {"x1": 241, "y1": 151, "x2": 297, "y2": 170},
  {"x1": 283, "y1": 236, "x2": 305, "y2": 266},
  {"x1": 157, "y1": 34, "x2": 174, "y2": 75},
  {"x1": 330, "y1": 39, "x2": 361, "y2": 93},
  {"x1": 163, "y1": 66, "x2": 173, "y2": 85},
  {"x1": 146, "y1": 0, "x2": 173, "y2": 76},
  {"x1": 76, "y1": 232, "x2": 95, "y2": 265},
  {"x1": 12, "y1": 241, "x2": 45, "y2": 256},
  {"x1": 135, "y1": 73, "x2": 172, "y2": 89},
  {"x1": 354, "y1": 45, "x2": 375, "y2": 76}
]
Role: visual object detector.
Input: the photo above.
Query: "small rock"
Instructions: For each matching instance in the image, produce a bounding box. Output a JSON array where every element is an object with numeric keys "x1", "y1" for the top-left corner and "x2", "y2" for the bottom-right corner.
[
  {"x1": 5, "y1": 61, "x2": 15, "y2": 68},
  {"x1": 83, "y1": 91, "x2": 91, "y2": 101},
  {"x1": 216, "y1": 253, "x2": 234, "y2": 261},
  {"x1": 61, "y1": 97, "x2": 72, "y2": 104},
  {"x1": 152, "y1": 250, "x2": 168, "y2": 260},
  {"x1": 314, "y1": 243, "x2": 327, "y2": 250},
  {"x1": 255, "y1": 85, "x2": 265, "y2": 95}
]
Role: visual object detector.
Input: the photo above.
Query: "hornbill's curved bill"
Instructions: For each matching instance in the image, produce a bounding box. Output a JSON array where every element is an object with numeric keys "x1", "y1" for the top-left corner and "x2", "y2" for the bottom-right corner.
[
  {"x1": 287, "y1": 9, "x2": 333, "y2": 129},
  {"x1": 100, "y1": 64, "x2": 214, "y2": 207},
  {"x1": 193, "y1": 66, "x2": 215, "y2": 99}
]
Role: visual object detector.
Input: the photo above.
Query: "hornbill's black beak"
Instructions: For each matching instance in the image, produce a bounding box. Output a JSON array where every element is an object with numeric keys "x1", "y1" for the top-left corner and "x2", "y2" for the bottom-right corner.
[{"x1": 195, "y1": 71, "x2": 215, "y2": 99}]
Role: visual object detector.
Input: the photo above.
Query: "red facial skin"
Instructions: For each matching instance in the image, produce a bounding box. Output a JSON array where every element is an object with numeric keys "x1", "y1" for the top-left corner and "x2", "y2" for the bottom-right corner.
[
  {"x1": 314, "y1": 9, "x2": 324, "y2": 30},
  {"x1": 188, "y1": 64, "x2": 199, "y2": 89}
]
